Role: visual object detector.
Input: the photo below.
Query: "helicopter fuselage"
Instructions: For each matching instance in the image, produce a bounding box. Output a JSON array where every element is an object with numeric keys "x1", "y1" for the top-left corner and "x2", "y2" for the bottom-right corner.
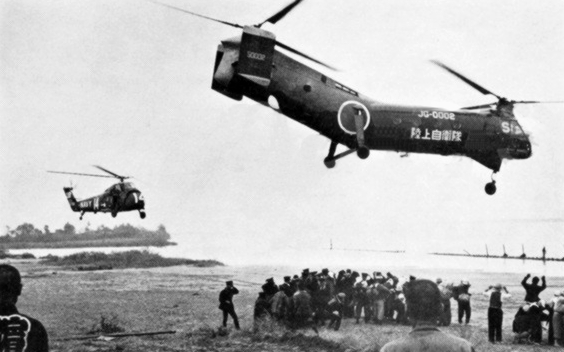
[
  {"x1": 212, "y1": 26, "x2": 531, "y2": 174},
  {"x1": 64, "y1": 182, "x2": 145, "y2": 219}
]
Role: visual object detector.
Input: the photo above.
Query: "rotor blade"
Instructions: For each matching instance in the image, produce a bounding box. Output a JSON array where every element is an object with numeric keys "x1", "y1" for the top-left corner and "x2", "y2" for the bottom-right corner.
[
  {"x1": 257, "y1": 0, "x2": 303, "y2": 27},
  {"x1": 93, "y1": 165, "x2": 129, "y2": 180},
  {"x1": 151, "y1": 1, "x2": 243, "y2": 29},
  {"x1": 275, "y1": 40, "x2": 337, "y2": 71},
  {"x1": 460, "y1": 103, "x2": 497, "y2": 110},
  {"x1": 513, "y1": 100, "x2": 564, "y2": 104},
  {"x1": 431, "y1": 60, "x2": 502, "y2": 99},
  {"x1": 47, "y1": 171, "x2": 114, "y2": 179}
]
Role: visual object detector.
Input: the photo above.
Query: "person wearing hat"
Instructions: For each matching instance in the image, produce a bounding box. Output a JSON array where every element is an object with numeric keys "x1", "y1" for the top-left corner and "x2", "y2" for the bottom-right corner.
[
  {"x1": 484, "y1": 283, "x2": 511, "y2": 343},
  {"x1": 0, "y1": 264, "x2": 48, "y2": 352},
  {"x1": 279, "y1": 276, "x2": 294, "y2": 296},
  {"x1": 380, "y1": 280, "x2": 474, "y2": 352},
  {"x1": 262, "y1": 277, "x2": 279, "y2": 298},
  {"x1": 219, "y1": 280, "x2": 240, "y2": 330}
]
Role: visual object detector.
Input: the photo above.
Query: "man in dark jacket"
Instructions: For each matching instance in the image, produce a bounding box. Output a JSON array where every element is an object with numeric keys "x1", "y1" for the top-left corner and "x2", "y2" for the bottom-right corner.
[
  {"x1": 522, "y1": 274, "x2": 547, "y2": 303},
  {"x1": 0, "y1": 264, "x2": 49, "y2": 352},
  {"x1": 219, "y1": 281, "x2": 240, "y2": 329}
]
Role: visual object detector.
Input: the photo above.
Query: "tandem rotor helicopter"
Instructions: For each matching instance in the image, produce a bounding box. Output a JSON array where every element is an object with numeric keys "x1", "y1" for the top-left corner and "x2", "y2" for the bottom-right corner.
[
  {"x1": 157, "y1": 0, "x2": 562, "y2": 195},
  {"x1": 48, "y1": 166, "x2": 146, "y2": 220}
]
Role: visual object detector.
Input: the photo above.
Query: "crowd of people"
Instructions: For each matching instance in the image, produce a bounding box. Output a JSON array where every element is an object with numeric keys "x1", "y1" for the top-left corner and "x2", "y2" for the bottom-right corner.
[{"x1": 219, "y1": 268, "x2": 564, "y2": 348}]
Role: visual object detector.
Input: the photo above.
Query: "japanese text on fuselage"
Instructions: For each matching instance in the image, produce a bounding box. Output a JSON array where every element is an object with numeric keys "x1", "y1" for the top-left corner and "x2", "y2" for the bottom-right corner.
[{"x1": 411, "y1": 127, "x2": 462, "y2": 142}]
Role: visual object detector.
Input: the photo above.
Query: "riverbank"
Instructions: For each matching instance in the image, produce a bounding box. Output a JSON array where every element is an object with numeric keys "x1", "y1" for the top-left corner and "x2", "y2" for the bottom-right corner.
[{"x1": 8, "y1": 260, "x2": 563, "y2": 351}]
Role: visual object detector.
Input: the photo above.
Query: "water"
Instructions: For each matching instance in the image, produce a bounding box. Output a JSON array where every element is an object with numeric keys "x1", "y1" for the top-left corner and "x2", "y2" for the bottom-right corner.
[{"x1": 9, "y1": 243, "x2": 564, "y2": 277}]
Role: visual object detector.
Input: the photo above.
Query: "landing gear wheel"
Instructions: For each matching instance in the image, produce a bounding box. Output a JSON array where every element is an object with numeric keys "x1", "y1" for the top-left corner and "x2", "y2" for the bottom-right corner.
[
  {"x1": 485, "y1": 181, "x2": 496, "y2": 195},
  {"x1": 324, "y1": 157, "x2": 336, "y2": 169},
  {"x1": 357, "y1": 146, "x2": 370, "y2": 159},
  {"x1": 139, "y1": 210, "x2": 146, "y2": 219},
  {"x1": 111, "y1": 211, "x2": 117, "y2": 218}
]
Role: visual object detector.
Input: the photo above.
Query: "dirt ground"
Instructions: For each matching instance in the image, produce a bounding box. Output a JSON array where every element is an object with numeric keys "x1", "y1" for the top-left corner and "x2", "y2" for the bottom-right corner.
[{"x1": 5, "y1": 260, "x2": 564, "y2": 351}]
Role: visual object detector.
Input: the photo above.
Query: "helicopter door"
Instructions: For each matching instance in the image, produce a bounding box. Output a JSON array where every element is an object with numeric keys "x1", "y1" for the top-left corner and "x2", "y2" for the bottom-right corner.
[{"x1": 237, "y1": 26, "x2": 275, "y2": 88}]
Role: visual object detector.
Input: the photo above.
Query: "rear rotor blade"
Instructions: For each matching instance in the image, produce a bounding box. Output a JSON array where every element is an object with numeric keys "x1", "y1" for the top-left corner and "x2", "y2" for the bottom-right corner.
[
  {"x1": 276, "y1": 40, "x2": 337, "y2": 71},
  {"x1": 47, "y1": 171, "x2": 114, "y2": 179},
  {"x1": 151, "y1": 1, "x2": 243, "y2": 29},
  {"x1": 257, "y1": 0, "x2": 303, "y2": 27},
  {"x1": 431, "y1": 60, "x2": 502, "y2": 99},
  {"x1": 93, "y1": 165, "x2": 129, "y2": 180}
]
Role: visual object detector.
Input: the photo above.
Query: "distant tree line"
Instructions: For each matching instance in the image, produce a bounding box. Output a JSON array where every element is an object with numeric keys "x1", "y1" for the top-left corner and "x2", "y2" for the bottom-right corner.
[{"x1": 1, "y1": 223, "x2": 173, "y2": 248}]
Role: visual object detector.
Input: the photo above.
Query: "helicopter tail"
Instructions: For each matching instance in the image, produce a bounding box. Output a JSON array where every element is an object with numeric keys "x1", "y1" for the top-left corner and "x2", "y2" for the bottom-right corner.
[{"x1": 63, "y1": 187, "x2": 79, "y2": 212}]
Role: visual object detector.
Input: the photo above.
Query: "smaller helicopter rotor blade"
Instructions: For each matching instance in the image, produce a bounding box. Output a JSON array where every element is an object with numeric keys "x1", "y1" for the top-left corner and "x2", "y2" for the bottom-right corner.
[
  {"x1": 47, "y1": 171, "x2": 114, "y2": 179},
  {"x1": 93, "y1": 165, "x2": 130, "y2": 180},
  {"x1": 151, "y1": 1, "x2": 243, "y2": 29},
  {"x1": 275, "y1": 40, "x2": 337, "y2": 71},
  {"x1": 257, "y1": 0, "x2": 303, "y2": 27},
  {"x1": 431, "y1": 60, "x2": 502, "y2": 99}
]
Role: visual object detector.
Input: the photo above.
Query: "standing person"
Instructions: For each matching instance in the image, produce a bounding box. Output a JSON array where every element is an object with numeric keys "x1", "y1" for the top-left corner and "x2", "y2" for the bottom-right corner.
[
  {"x1": 0, "y1": 264, "x2": 49, "y2": 352},
  {"x1": 553, "y1": 291, "x2": 564, "y2": 347},
  {"x1": 219, "y1": 281, "x2": 240, "y2": 330},
  {"x1": 353, "y1": 282, "x2": 371, "y2": 324},
  {"x1": 253, "y1": 292, "x2": 270, "y2": 330},
  {"x1": 437, "y1": 279, "x2": 453, "y2": 326},
  {"x1": 292, "y1": 281, "x2": 317, "y2": 333},
  {"x1": 522, "y1": 274, "x2": 547, "y2": 303},
  {"x1": 484, "y1": 283, "x2": 511, "y2": 343},
  {"x1": 380, "y1": 279, "x2": 475, "y2": 352},
  {"x1": 456, "y1": 280, "x2": 472, "y2": 324},
  {"x1": 371, "y1": 280, "x2": 391, "y2": 324}
]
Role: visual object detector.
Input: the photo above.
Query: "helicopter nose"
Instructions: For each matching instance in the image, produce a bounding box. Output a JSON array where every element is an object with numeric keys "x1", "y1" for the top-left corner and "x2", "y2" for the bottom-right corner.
[
  {"x1": 510, "y1": 138, "x2": 532, "y2": 159},
  {"x1": 125, "y1": 191, "x2": 144, "y2": 209}
]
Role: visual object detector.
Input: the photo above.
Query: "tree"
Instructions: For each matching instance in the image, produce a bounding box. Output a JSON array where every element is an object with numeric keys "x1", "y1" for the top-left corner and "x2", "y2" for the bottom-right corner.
[{"x1": 63, "y1": 222, "x2": 76, "y2": 236}]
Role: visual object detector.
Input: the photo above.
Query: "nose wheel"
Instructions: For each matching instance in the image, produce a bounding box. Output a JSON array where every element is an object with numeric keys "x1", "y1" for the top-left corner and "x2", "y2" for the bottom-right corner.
[
  {"x1": 485, "y1": 173, "x2": 497, "y2": 195},
  {"x1": 139, "y1": 209, "x2": 146, "y2": 219}
]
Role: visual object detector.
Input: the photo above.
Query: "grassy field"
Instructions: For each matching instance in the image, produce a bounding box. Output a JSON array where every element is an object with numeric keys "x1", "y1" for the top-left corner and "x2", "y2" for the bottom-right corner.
[{"x1": 7, "y1": 260, "x2": 564, "y2": 351}]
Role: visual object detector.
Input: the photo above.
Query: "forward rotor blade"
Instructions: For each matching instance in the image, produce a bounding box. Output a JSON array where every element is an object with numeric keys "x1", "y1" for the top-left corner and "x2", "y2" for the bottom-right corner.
[
  {"x1": 513, "y1": 100, "x2": 564, "y2": 104},
  {"x1": 47, "y1": 171, "x2": 114, "y2": 179},
  {"x1": 93, "y1": 165, "x2": 129, "y2": 180},
  {"x1": 431, "y1": 60, "x2": 502, "y2": 99},
  {"x1": 460, "y1": 103, "x2": 496, "y2": 110},
  {"x1": 257, "y1": 0, "x2": 303, "y2": 27},
  {"x1": 152, "y1": 2, "x2": 243, "y2": 29},
  {"x1": 276, "y1": 40, "x2": 337, "y2": 71}
]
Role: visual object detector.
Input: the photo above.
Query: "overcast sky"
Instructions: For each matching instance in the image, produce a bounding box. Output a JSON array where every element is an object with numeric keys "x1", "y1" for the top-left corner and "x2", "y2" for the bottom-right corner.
[{"x1": 1, "y1": 0, "x2": 563, "y2": 263}]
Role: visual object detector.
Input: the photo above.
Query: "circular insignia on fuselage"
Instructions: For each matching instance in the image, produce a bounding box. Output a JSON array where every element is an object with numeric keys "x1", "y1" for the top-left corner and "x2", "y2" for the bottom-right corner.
[{"x1": 337, "y1": 101, "x2": 371, "y2": 135}]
